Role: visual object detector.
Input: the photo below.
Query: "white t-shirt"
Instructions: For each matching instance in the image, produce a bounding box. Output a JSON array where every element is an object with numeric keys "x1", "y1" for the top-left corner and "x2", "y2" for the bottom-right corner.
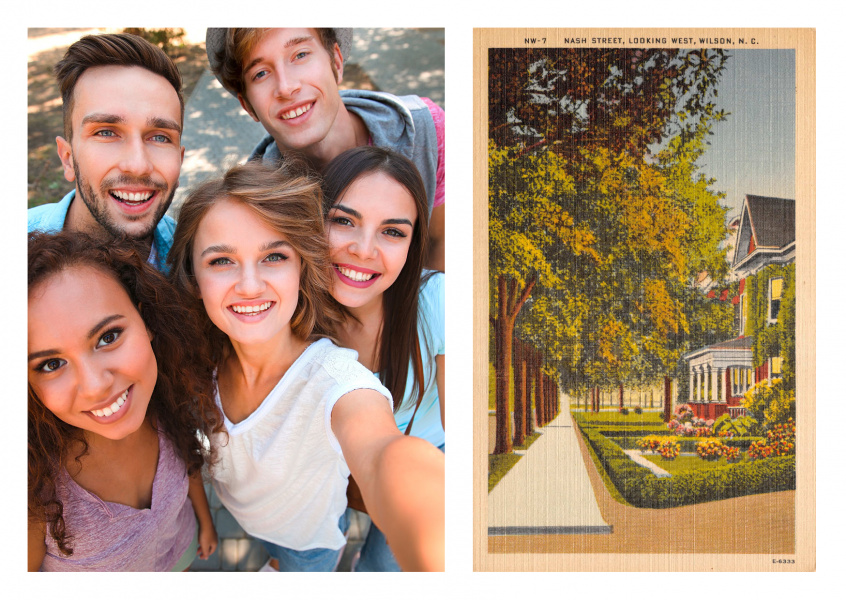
[{"x1": 209, "y1": 338, "x2": 392, "y2": 551}]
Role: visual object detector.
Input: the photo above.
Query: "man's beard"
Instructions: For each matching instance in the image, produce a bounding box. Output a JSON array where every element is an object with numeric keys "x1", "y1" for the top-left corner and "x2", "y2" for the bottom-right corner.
[{"x1": 73, "y1": 161, "x2": 175, "y2": 241}]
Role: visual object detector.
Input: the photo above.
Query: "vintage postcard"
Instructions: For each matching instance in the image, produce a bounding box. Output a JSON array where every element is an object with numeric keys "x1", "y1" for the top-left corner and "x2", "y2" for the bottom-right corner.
[{"x1": 473, "y1": 28, "x2": 814, "y2": 571}]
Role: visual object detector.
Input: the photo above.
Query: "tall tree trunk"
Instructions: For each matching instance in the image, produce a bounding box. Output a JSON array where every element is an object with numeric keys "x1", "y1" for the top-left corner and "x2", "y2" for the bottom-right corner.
[
  {"x1": 663, "y1": 376, "x2": 672, "y2": 422},
  {"x1": 553, "y1": 379, "x2": 559, "y2": 417},
  {"x1": 493, "y1": 274, "x2": 535, "y2": 455},
  {"x1": 619, "y1": 383, "x2": 624, "y2": 410},
  {"x1": 547, "y1": 376, "x2": 554, "y2": 421},
  {"x1": 535, "y1": 356, "x2": 545, "y2": 426},
  {"x1": 513, "y1": 339, "x2": 526, "y2": 447},
  {"x1": 524, "y1": 344, "x2": 534, "y2": 437}
]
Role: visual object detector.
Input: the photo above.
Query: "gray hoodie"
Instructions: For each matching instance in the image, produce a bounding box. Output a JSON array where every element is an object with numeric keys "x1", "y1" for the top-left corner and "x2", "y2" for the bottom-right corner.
[{"x1": 250, "y1": 89, "x2": 438, "y2": 217}]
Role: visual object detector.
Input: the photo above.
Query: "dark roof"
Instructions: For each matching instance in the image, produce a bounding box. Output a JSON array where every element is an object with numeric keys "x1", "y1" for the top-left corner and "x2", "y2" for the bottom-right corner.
[{"x1": 746, "y1": 195, "x2": 795, "y2": 249}]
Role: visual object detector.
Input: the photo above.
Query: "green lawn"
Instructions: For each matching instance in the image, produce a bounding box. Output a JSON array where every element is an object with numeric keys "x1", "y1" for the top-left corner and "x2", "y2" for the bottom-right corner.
[
  {"x1": 488, "y1": 453, "x2": 522, "y2": 492},
  {"x1": 571, "y1": 410, "x2": 664, "y2": 425},
  {"x1": 488, "y1": 431, "x2": 543, "y2": 492},
  {"x1": 639, "y1": 453, "x2": 752, "y2": 475}
]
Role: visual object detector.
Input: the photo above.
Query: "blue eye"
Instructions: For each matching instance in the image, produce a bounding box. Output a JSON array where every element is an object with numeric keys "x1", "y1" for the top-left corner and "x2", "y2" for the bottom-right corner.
[
  {"x1": 265, "y1": 253, "x2": 288, "y2": 263},
  {"x1": 150, "y1": 133, "x2": 172, "y2": 143},
  {"x1": 252, "y1": 69, "x2": 268, "y2": 81},
  {"x1": 37, "y1": 358, "x2": 66, "y2": 373},
  {"x1": 94, "y1": 129, "x2": 117, "y2": 138},
  {"x1": 209, "y1": 257, "x2": 233, "y2": 266}
]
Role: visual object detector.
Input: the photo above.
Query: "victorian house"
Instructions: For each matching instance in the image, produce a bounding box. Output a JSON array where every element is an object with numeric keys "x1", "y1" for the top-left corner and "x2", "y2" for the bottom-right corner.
[{"x1": 683, "y1": 195, "x2": 795, "y2": 420}]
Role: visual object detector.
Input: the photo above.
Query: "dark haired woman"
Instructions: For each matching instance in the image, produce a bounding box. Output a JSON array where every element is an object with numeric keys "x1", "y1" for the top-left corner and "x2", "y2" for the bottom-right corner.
[
  {"x1": 322, "y1": 146, "x2": 445, "y2": 571},
  {"x1": 27, "y1": 231, "x2": 223, "y2": 571}
]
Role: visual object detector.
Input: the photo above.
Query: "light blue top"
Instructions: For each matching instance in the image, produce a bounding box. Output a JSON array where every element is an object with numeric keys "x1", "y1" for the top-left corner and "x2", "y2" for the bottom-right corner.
[
  {"x1": 27, "y1": 189, "x2": 176, "y2": 273},
  {"x1": 391, "y1": 272, "x2": 445, "y2": 447}
]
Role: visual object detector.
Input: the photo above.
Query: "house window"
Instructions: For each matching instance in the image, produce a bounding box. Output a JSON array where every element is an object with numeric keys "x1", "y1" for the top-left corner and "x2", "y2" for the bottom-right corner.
[
  {"x1": 771, "y1": 356, "x2": 783, "y2": 379},
  {"x1": 768, "y1": 277, "x2": 784, "y2": 323}
]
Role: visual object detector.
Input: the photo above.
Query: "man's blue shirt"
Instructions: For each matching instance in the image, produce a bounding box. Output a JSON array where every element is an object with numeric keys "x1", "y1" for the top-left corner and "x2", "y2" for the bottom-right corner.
[{"x1": 27, "y1": 189, "x2": 176, "y2": 273}]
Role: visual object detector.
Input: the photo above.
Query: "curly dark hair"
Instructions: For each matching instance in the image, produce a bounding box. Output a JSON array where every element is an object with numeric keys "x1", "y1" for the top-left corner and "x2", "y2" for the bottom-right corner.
[{"x1": 27, "y1": 230, "x2": 224, "y2": 556}]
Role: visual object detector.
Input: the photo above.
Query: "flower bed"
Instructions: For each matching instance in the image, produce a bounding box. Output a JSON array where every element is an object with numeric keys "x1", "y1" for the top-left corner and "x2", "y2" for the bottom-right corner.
[
  {"x1": 575, "y1": 419, "x2": 795, "y2": 508},
  {"x1": 748, "y1": 419, "x2": 795, "y2": 459}
]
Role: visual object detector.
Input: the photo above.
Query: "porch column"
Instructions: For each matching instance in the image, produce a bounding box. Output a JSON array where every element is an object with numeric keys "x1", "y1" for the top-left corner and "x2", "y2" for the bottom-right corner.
[
  {"x1": 712, "y1": 367, "x2": 720, "y2": 403},
  {"x1": 689, "y1": 370, "x2": 694, "y2": 402},
  {"x1": 694, "y1": 369, "x2": 701, "y2": 402}
]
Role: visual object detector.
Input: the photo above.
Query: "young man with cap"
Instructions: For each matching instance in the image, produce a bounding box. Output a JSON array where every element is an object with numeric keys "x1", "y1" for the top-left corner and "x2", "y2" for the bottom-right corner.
[
  {"x1": 28, "y1": 33, "x2": 185, "y2": 273},
  {"x1": 206, "y1": 28, "x2": 445, "y2": 272}
]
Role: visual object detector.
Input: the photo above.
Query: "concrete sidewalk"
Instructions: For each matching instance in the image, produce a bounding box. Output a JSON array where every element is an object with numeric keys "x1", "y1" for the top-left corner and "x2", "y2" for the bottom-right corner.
[{"x1": 488, "y1": 409, "x2": 611, "y2": 536}]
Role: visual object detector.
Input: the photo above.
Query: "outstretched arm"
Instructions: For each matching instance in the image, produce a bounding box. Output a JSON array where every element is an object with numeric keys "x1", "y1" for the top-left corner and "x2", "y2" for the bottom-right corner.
[
  {"x1": 332, "y1": 389, "x2": 445, "y2": 571},
  {"x1": 187, "y1": 473, "x2": 218, "y2": 560}
]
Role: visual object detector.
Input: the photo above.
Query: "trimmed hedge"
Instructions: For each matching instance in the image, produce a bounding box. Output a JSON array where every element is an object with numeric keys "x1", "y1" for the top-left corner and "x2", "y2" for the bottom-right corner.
[
  {"x1": 606, "y1": 434, "x2": 759, "y2": 452},
  {"x1": 577, "y1": 422, "x2": 795, "y2": 508}
]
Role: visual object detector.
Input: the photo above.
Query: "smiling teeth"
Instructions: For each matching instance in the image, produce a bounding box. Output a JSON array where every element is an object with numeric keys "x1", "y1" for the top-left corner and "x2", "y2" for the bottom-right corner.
[
  {"x1": 91, "y1": 389, "x2": 128, "y2": 417},
  {"x1": 112, "y1": 190, "x2": 154, "y2": 203},
  {"x1": 281, "y1": 103, "x2": 313, "y2": 120},
  {"x1": 337, "y1": 266, "x2": 376, "y2": 282},
  {"x1": 231, "y1": 302, "x2": 272, "y2": 314}
]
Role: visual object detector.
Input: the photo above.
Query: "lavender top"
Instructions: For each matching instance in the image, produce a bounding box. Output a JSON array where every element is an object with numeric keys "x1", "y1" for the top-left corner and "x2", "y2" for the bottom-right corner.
[{"x1": 41, "y1": 430, "x2": 196, "y2": 571}]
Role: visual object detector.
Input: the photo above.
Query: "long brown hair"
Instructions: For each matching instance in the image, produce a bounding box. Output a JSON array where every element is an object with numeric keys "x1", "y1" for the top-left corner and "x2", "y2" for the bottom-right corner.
[
  {"x1": 27, "y1": 231, "x2": 223, "y2": 556},
  {"x1": 321, "y1": 146, "x2": 431, "y2": 411},
  {"x1": 168, "y1": 160, "x2": 344, "y2": 362}
]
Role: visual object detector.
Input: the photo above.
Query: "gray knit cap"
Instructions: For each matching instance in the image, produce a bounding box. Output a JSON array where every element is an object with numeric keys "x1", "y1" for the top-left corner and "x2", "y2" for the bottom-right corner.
[{"x1": 205, "y1": 28, "x2": 353, "y2": 96}]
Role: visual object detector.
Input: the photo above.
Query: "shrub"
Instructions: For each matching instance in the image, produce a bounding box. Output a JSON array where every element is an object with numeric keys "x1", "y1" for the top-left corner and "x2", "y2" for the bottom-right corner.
[
  {"x1": 747, "y1": 418, "x2": 795, "y2": 460},
  {"x1": 696, "y1": 439, "x2": 724, "y2": 460},
  {"x1": 748, "y1": 439, "x2": 773, "y2": 460},
  {"x1": 634, "y1": 405, "x2": 643, "y2": 414},
  {"x1": 766, "y1": 419, "x2": 796, "y2": 456},
  {"x1": 636, "y1": 435, "x2": 662, "y2": 453},
  {"x1": 619, "y1": 407, "x2": 629, "y2": 415},
  {"x1": 658, "y1": 438, "x2": 680, "y2": 460},
  {"x1": 713, "y1": 413, "x2": 759, "y2": 437},
  {"x1": 723, "y1": 445, "x2": 741, "y2": 462},
  {"x1": 744, "y1": 379, "x2": 795, "y2": 429},
  {"x1": 713, "y1": 413, "x2": 733, "y2": 434}
]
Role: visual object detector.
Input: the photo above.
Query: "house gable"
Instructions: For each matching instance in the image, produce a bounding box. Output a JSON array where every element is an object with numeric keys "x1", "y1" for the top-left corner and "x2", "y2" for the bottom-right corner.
[{"x1": 732, "y1": 194, "x2": 795, "y2": 278}]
